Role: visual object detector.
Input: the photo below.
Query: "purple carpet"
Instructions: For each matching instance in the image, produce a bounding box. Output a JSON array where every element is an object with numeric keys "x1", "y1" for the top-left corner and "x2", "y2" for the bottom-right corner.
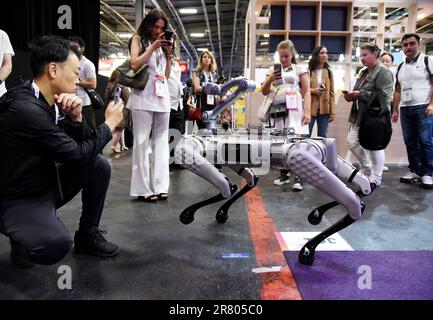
[{"x1": 284, "y1": 250, "x2": 433, "y2": 300}]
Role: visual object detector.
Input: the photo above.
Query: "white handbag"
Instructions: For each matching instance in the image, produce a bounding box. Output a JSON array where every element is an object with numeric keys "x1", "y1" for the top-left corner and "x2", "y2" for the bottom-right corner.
[{"x1": 257, "y1": 90, "x2": 277, "y2": 122}]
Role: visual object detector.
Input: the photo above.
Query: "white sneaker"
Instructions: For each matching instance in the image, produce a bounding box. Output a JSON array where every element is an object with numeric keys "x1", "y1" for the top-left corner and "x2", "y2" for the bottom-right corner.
[
  {"x1": 274, "y1": 174, "x2": 290, "y2": 186},
  {"x1": 421, "y1": 176, "x2": 433, "y2": 189},
  {"x1": 369, "y1": 175, "x2": 382, "y2": 187},
  {"x1": 382, "y1": 166, "x2": 389, "y2": 172},
  {"x1": 292, "y1": 177, "x2": 303, "y2": 191},
  {"x1": 360, "y1": 167, "x2": 372, "y2": 177},
  {"x1": 400, "y1": 172, "x2": 420, "y2": 183}
]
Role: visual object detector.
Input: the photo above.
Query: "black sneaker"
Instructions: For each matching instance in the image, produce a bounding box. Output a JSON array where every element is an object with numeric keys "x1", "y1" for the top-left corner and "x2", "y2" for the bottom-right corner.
[
  {"x1": 274, "y1": 173, "x2": 290, "y2": 186},
  {"x1": 10, "y1": 240, "x2": 35, "y2": 268},
  {"x1": 74, "y1": 228, "x2": 120, "y2": 258},
  {"x1": 292, "y1": 177, "x2": 303, "y2": 191}
]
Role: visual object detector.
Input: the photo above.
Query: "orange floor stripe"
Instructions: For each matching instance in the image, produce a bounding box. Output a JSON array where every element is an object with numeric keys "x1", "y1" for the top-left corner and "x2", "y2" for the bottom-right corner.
[{"x1": 244, "y1": 185, "x2": 302, "y2": 300}]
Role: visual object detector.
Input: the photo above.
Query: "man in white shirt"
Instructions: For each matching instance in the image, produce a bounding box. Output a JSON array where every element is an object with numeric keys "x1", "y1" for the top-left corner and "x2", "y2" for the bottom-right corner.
[
  {"x1": 392, "y1": 33, "x2": 433, "y2": 189},
  {"x1": 0, "y1": 29, "x2": 15, "y2": 97},
  {"x1": 68, "y1": 36, "x2": 97, "y2": 130},
  {"x1": 168, "y1": 56, "x2": 184, "y2": 169}
]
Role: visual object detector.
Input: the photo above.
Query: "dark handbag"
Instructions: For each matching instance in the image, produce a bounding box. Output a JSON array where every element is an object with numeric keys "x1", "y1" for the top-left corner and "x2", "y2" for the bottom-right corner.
[
  {"x1": 358, "y1": 91, "x2": 392, "y2": 150},
  {"x1": 84, "y1": 89, "x2": 105, "y2": 110},
  {"x1": 116, "y1": 59, "x2": 149, "y2": 90},
  {"x1": 116, "y1": 37, "x2": 149, "y2": 90}
]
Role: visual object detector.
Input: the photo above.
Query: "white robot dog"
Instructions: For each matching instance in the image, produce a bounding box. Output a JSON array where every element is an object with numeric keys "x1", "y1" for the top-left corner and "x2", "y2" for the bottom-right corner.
[{"x1": 175, "y1": 77, "x2": 374, "y2": 265}]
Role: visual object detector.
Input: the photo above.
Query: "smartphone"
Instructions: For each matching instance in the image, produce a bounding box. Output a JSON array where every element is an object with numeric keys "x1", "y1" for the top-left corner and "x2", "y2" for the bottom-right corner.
[
  {"x1": 114, "y1": 87, "x2": 122, "y2": 104},
  {"x1": 164, "y1": 30, "x2": 174, "y2": 40},
  {"x1": 273, "y1": 64, "x2": 282, "y2": 73}
]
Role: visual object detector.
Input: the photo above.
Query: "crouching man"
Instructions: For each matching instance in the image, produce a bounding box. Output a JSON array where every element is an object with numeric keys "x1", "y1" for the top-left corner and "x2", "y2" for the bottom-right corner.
[{"x1": 0, "y1": 35, "x2": 124, "y2": 267}]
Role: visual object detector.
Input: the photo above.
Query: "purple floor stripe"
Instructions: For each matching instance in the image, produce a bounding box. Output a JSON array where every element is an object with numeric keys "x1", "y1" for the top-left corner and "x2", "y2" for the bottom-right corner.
[{"x1": 284, "y1": 250, "x2": 433, "y2": 300}]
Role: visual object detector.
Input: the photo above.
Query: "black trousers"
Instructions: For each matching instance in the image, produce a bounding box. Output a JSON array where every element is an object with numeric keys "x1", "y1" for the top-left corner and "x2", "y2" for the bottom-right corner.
[
  {"x1": 169, "y1": 106, "x2": 185, "y2": 166},
  {"x1": 82, "y1": 105, "x2": 96, "y2": 131},
  {"x1": 0, "y1": 155, "x2": 111, "y2": 265}
]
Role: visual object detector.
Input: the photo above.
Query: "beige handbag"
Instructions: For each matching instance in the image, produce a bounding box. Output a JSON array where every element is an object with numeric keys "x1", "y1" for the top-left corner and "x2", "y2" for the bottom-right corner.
[{"x1": 257, "y1": 90, "x2": 277, "y2": 122}]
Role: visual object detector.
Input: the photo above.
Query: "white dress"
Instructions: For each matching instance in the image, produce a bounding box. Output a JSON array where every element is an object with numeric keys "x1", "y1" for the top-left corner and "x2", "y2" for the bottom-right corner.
[{"x1": 266, "y1": 64, "x2": 309, "y2": 135}]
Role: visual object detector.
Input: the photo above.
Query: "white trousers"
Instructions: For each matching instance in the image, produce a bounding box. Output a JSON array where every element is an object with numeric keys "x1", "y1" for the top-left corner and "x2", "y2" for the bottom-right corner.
[
  {"x1": 130, "y1": 110, "x2": 170, "y2": 197},
  {"x1": 346, "y1": 124, "x2": 385, "y2": 179}
]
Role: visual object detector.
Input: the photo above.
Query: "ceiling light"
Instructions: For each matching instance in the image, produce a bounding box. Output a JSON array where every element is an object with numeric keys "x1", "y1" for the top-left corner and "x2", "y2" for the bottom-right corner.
[
  {"x1": 260, "y1": 42, "x2": 269, "y2": 46},
  {"x1": 197, "y1": 48, "x2": 208, "y2": 52},
  {"x1": 117, "y1": 32, "x2": 133, "y2": 39},
  {"x1": 191, "y1": 33, "x2": 205, "y2": 38},
  {"x1": 180, "y1": 8, "x2": 197, "y2": 14},
  {"x1": 263, "y1": 34, "x2": 270, "y2": 38},
  {"x1": 100, "y1": 11, "x2": 104, "y2": 15}
]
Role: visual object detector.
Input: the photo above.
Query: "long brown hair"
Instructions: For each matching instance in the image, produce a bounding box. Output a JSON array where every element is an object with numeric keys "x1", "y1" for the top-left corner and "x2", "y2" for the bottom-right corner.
[
  {"x1": 136, "y1": 9, "x2": 169, "y2": 42},
  {"x1": 308, "y1": 46, "x2": 330, "y2": 72}
]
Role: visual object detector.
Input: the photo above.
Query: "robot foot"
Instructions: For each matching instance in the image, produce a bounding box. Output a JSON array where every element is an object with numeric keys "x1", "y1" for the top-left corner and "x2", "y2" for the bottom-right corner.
[
  {"x1": 180, "y1": 184, "x2": 238, "y2": 225},
  {"x1": 215, "y1": 176, "x2": 259, "y2": 224},
  {"x1": 298, "y1": 214, "x2": 358, "y2": 265}
]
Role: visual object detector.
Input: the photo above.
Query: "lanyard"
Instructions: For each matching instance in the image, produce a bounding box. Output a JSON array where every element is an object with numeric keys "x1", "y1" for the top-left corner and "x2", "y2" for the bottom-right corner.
[
  {"x1": 204, "y1": 71, "x2": 213, "y2": 83},
  {"x1": 32, "y1": 81, "x2": 60, "y2": 124}
]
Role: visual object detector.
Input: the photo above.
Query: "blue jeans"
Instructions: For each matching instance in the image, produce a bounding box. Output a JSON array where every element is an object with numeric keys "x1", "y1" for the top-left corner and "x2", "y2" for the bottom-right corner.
[
  {"x1": 400, "y1": 104, "x2": 433, "y2": 176},
  {"x1": 309, "y1": 114, "x2": 330, "y2": 138}
]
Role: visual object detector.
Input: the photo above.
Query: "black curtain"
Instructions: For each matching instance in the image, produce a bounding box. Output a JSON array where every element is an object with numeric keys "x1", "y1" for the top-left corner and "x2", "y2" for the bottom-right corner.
[{"x1": 1, "y1": 0, "x2": 100, "y2": 87}]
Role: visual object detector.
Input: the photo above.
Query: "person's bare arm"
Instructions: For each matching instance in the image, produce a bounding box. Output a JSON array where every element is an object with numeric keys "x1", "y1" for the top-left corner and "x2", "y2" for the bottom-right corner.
[
  {"x1": 78, "y1": 77, "x2": 96, "y2": 90},
  {"x1": 0, "y1": 54, "x2": 12, "y2": 82},
  {"x1": 192, "y1": 70, "x2": 202, "y2": 94},
  {"x1": 300, "y1": 73, "x2": 311, "y2": 124},
  {"x1": 392, "y1": 83, "x2": 401, "y2": 123}
]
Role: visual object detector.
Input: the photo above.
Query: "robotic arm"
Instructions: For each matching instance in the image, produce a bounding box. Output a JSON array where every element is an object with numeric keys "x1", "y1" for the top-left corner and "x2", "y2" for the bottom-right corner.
[{"x1": 199, "y1": 77, "x2": 256, "y2": 129}]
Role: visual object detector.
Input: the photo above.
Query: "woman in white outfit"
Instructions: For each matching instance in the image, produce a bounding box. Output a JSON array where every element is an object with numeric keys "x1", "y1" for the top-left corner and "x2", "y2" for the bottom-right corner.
[
  {"x1": 261, "y1": 40, "x2": 311, "y2": 191},
  {"x1": 127, "y1": 9, "x2": 173, "y2": 202}
]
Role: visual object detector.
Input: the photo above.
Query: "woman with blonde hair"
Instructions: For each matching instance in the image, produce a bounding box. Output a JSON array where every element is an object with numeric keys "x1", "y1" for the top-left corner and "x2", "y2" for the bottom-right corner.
[
  {"x1": 261, "y1": 40, "x2": 311, "y2": 191},
  {"x1": 192, "y1": 50, "x2": 219, "y2": 129}
]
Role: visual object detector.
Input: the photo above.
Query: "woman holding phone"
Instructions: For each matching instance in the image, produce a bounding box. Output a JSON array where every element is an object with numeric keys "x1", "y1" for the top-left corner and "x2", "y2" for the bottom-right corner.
[
  {"x1": 126, "y1": 8, "x2": 174, "y2": 202},
  {"x1": 192, "y1": 50, "x2": 219, "y2": 130},
  {"x1": 261, "y1": 40, "x2": 311, "y2": 191},
  {"x1": 308, "y1": 46, "x2": 335, "y2": 138}
]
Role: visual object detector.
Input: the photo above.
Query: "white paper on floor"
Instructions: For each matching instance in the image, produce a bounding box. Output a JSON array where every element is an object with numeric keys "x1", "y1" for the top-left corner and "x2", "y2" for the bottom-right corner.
[
  {"x1": 252, "y1": 266, "x2": 282, "y2": 274},
  {"x1": 275, "y1": 232, "x2": 353, "y2": 251}
]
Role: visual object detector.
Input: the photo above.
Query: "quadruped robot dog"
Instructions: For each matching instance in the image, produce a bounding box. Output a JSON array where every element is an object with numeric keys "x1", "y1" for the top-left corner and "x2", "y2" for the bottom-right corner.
[{"x1": 175, "y1": 77, "x2": 374, "y2": 265}]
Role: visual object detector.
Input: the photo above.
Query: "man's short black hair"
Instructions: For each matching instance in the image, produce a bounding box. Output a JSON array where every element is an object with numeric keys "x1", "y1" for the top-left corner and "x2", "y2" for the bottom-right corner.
[
  {"x1": 29, "y1": 35, "x2": 74, "y2": 78},
  {"x1": 401, "y1": 33, "x2": 420, "y2": 43},
  {"x1": 67, "y1": 36, "x2": 86, "y2": 48}
]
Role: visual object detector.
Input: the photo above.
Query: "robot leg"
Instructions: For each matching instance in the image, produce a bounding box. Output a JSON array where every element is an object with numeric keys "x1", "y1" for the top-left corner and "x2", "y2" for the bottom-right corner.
[
  {"x1": 215, "y1": 166, "x2": 259, "y2": 224},
  {"x1": 175, "y1": 137, "x2": 237, "y2": 224},
  {"x1": 307, "y1": 151, "x2": 374, "y2": 226},
  {"x1": 287, "y1": 142, "x2": 366, "y2": 265}
]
